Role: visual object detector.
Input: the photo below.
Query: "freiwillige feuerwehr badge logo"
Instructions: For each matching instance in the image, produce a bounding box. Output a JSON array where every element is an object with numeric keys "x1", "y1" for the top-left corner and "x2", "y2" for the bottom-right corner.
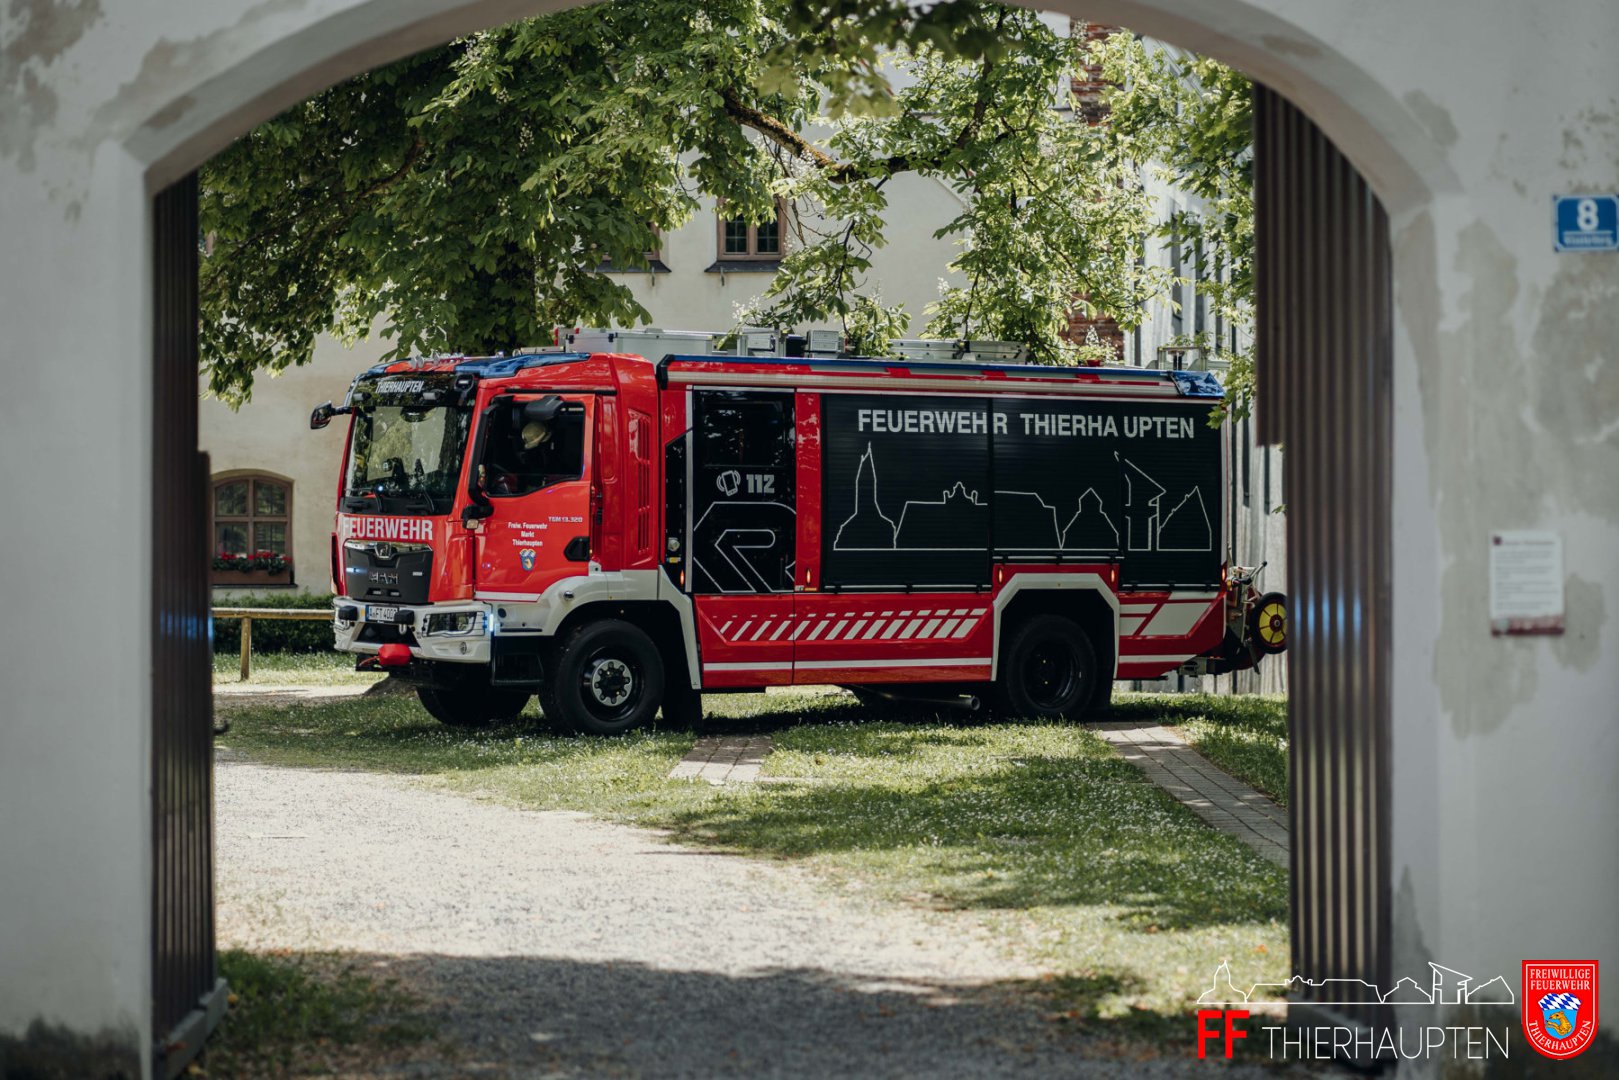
[
  {"x1": 519, "y1": 548, "x2": 536, "y2": 571},
  {"x1": 1522, "y1": 960, "x2": 1598, "y2": 1059}
]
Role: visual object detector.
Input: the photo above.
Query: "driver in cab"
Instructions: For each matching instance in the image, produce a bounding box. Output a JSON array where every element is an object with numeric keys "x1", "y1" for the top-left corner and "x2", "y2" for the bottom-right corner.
[{"x1": 486, "y1": 420, "x2": 555, "y2": 496}]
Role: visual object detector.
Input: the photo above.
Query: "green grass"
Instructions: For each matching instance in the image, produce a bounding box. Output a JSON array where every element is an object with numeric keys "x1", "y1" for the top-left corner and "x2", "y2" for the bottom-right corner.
[
  {"x1": 1114, "y1": 692, "x2": 1289, "y2": 805},
  {"x1": 212, "y1": 650, "x2": 384, "y2": 688},
  {"x1": 196, "y1": 949, "x2": 435, "y2": 1077},
  {"x1": 218, "y1": 689, "x2": 1290, "y2": 1033}
]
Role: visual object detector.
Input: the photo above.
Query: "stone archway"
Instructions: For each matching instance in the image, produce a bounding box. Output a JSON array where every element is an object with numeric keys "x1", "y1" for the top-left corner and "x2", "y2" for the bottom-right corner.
[
  {"x1": 138, "y1": 5, "x2": 1420, "y2": 1072},
  {"x1": 30, "y1": 2, "x2": 1619, "y2": 1078}
]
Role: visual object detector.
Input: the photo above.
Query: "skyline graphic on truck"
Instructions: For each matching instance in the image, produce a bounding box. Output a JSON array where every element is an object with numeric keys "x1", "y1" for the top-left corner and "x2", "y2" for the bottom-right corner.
[{"x1": 832, "y1": 442, "x2": 1212, "y2": 555}]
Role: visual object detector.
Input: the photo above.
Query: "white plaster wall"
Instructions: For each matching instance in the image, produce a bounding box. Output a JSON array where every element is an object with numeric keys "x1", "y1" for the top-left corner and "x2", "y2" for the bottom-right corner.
[
  {"x1": 4, "y1": 0, "x2": 1617, "y2": 1073},
  {"x1": 0, "y1": 136, "x2": 155, "y2": 1065}
]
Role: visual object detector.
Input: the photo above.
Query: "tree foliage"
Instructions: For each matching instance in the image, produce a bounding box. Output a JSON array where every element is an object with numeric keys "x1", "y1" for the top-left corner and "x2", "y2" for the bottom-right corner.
[
  {"x1": 200, "y1": 1, "x2": 1247, "y2": 404},
  {"x1": 1092, "y1": 35, "x2": 1256, "y2": 419}
]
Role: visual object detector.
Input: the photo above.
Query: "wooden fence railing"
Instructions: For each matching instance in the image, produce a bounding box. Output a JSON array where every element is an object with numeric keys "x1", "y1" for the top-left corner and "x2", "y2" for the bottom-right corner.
[{"x1": 212, "y1": 607, "x2": 331, "y2": 681}]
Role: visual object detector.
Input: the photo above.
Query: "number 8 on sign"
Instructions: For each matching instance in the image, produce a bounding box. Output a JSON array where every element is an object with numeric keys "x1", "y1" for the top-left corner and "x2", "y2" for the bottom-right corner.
[{"x1": 1553, "y1": 193, "x2": 1618, "y2": 252}]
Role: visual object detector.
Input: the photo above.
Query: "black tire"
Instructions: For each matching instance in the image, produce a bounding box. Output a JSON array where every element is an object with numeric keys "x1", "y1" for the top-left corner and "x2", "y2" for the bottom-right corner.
[
  {"x1": 416, "y1": 682, "x2": 529, "y2": 728},
  {"x1": 540, "y1": 619, "x2": 665, "y2": 736},
  {"x1": 996, "y1": 614, "x2": 1099, "y2": 720}
]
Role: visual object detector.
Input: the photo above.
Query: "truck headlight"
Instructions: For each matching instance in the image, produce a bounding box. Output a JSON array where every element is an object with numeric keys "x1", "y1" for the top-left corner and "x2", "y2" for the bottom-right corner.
[{"x1": 422, "y1": 611, "x2": 481, "y2": 636}]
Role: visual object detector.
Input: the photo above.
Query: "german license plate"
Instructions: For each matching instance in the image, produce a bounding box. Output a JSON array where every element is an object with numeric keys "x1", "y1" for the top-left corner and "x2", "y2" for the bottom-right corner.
[{"x1": 365, "y1": 605, "x2": 400, "y2": 623}]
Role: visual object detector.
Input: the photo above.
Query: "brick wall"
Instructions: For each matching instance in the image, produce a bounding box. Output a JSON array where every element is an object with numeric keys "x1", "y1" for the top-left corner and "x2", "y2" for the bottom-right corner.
[
  {"x1": 1061, "y1": 309, "x2": 1125, "y2": 363},
  {"x1": 1071, "y1": 21, "x2": 1124, "y2": 125},
  {"x1": 1066, "y1": 23, "x2": 1129, "y2": 360}
]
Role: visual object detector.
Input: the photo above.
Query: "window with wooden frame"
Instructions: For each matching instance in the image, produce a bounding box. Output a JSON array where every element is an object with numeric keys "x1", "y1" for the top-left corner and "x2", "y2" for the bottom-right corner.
[
  {"x1": 211, "y1": 473, "x2": 293, "y2": 585},
  {"x1": 598, "y1": 227, "x2": 668, "y2": 273},
  {"x1": 716, "y1": 201, "x2": 786, "y2": 261}
]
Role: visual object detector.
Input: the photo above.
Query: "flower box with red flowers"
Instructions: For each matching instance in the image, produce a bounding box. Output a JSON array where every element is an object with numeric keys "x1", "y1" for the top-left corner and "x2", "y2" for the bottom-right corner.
[{"x1": 211, "y1": 549, "x2": 293, "y2": 586}]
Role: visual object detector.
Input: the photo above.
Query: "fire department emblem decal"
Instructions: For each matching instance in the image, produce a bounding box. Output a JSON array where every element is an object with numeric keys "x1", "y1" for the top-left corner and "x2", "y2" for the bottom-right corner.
[
  {"x1": 1522, "y1": 960, "x2": 1598, "y2": 1059},
  {"x1": 519, "y1": 548, "x2": 536, "y2": 572}
]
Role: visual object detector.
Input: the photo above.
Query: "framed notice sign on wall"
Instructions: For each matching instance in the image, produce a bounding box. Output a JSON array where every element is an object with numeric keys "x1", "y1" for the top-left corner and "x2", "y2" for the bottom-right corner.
[{"x1": 1489, "y1": 531, "x2": 1565, "y2": 635}]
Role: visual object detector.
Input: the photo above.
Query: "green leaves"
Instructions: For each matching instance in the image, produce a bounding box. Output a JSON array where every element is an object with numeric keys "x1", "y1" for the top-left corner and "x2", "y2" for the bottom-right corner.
[
  {"x1": 200, "y1": 2, "x2": 1254, "y2": 406},
  {"x1": 1093, "y1": 36, "x2": 1255, "y2": 411}
]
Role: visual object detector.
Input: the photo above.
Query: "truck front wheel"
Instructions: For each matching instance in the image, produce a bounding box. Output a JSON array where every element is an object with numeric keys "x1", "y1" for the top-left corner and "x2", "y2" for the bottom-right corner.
[
  {"x1": 541, "y1": 619, "x2": 665, "y2": 736},
  {"x1": 996, "y1": 615, "x2": 1099, "y2": 721},
  {"x1": 416, "y1": 683, "x2": 530, "y2": 728}
]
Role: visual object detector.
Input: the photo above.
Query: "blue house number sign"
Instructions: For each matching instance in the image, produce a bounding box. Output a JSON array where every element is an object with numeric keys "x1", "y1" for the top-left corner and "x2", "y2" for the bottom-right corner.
[{"x1": 1553, "y1": 194, "x2": 1618, "y2": 252}]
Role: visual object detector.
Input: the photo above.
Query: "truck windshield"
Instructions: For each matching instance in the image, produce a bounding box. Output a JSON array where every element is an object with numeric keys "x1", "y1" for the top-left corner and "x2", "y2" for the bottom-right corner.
[{"x1": 344, "y1": 404, "x2": 472, "y2": 514}]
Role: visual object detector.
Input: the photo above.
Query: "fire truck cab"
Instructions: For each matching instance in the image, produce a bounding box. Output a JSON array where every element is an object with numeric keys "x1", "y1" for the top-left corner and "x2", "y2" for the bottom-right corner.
[{"x1": 313, "y1": 334, "x2": 1287, "y2": 733}]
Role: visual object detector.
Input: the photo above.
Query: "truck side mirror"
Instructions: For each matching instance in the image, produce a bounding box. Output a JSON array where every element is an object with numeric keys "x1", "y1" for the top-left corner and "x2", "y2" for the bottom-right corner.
[{"x1": 310, "y1": 401, "x2": 336, "y2": 429}]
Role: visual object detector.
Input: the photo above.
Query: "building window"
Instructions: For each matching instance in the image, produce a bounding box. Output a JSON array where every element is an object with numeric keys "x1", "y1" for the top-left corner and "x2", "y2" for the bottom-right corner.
[
  {"x1": 597, "y1": 228, "x2": 668, "y2": 274},
  {"x1": 716, "y1": 203, "x2": 785, "y2": 260},
  {"x1": 211, "y1": 473, "x2": 293, "y2": 585}
]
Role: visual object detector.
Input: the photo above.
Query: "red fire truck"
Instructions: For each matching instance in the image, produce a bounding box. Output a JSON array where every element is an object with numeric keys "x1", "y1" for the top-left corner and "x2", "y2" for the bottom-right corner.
[{"x1": 311, "y1": 335, "x2": 1287, "y2": 733}]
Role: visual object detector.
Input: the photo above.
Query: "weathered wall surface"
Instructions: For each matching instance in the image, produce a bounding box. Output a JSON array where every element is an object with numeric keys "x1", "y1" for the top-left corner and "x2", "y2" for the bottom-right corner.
[{"x1": 2, "y1": 0, "x2": 1615, "y2": 1075}]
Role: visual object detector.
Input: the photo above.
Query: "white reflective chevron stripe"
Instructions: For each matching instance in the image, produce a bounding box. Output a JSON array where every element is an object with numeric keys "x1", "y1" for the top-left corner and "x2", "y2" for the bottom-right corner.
[
  {"x1": 749, "y1": 621, "x2": 771, "y2": 640},
  {"x1": 770, "y1": 621, "x2": 790, "y2": 641}
]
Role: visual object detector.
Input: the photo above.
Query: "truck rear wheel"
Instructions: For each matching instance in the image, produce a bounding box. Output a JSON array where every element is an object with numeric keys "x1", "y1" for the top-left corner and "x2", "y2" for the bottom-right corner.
[
  {"x1": 996, "y1": 614, "x2": 1099, "y2": 721},
  {"x1": 541, "y1": 619, "x2": 665, "y2": 736},
  {"x1": 415, "y1": 683, "x2": 530, "y2": 728}
]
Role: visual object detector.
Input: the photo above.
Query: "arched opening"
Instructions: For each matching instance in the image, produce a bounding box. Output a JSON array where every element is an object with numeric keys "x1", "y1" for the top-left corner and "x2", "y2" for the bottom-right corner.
[{"x1": 141, "y1": 2, "x2": 1422, "y2": 1072}]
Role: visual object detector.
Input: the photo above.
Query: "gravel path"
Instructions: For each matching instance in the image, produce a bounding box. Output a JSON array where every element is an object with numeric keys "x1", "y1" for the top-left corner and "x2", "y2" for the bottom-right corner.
[{"x1": 216, "y1": 759, "x2": 1277, "y2": 1078}]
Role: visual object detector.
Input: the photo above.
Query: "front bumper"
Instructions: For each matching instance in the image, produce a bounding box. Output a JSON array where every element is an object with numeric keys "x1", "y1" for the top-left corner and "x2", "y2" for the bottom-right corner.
[{"x1": 332, "y1": 600, "x2": 493, "y2": 665}]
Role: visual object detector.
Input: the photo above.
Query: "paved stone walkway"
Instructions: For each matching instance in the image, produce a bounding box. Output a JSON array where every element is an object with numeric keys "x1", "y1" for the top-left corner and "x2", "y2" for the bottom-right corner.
[
  {"x1": 1092, "y1": 722, "x2": 1289, "y2": 868},
  {"x1": 668, "y1": 734, "x2": 773, "y2": 784}
]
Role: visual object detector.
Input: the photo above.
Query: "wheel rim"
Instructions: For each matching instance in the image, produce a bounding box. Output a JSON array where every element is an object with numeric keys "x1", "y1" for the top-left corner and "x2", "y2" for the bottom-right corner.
[
  {"x1": 1257, "y1": 602, "x2": 1287, "y2": 648},
  {"x1": 1024, "y1": 639, "x2": 1082, "y2": 710},
  {"x1": 580, "y1": 650, "x2": 640, "y2": 722}
]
